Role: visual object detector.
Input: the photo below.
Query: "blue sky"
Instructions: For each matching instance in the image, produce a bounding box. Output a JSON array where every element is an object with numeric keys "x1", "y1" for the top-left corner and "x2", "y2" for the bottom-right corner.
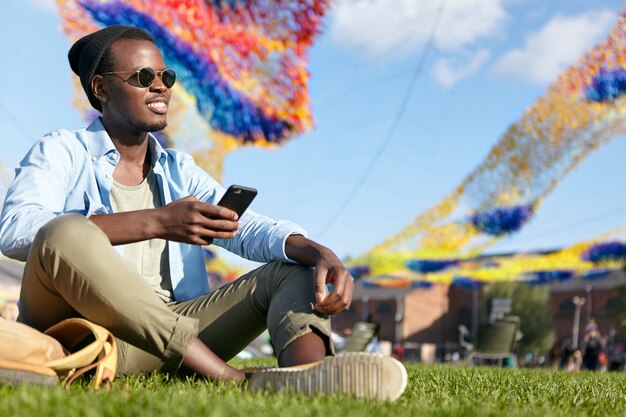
[{"x1": 1, "y1": 0, "x2": 626, "y2": 269}]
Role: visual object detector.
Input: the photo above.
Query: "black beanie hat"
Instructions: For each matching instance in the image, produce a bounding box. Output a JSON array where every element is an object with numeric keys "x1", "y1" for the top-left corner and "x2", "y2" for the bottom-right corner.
[{"x1": 68, "y1": 25, "x2": 152, "y2": 111}]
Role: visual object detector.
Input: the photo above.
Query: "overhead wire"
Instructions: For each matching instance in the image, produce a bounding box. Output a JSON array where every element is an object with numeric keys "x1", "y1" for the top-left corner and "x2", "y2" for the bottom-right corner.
[
  {"x1": 0, "y1": 101, "x2": 36, "y2": 140},
  {"x1": 0, "y1": 100, "x2": 36, "y2": 188},
  {"x1": 314, "y1": 0, "x2": 448, "y2": 239}
]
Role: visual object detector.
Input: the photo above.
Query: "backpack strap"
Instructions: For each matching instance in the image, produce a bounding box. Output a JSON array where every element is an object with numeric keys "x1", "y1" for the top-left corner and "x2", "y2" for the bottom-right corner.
[{"x1": 44, "y1": 318, "x2": 117, "y2": 389}]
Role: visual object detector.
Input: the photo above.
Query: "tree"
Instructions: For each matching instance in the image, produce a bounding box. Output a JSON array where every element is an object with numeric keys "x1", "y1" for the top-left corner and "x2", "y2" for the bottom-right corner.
[{"x1": 482, "y1": 282, "x2": 555, "y2": 354}]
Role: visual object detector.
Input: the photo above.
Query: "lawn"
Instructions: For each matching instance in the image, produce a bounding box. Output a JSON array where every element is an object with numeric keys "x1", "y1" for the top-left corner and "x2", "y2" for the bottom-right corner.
[{"x1": 1, "y1": 360, "x2": 625, "y2": 417}]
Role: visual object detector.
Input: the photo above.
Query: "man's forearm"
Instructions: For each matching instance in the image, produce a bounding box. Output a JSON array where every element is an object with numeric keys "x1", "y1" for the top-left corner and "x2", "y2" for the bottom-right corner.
[
  {"x1": 90, "y1": 209, "x2": 163, "y2": 245},
  {"x1": 285, "y1": 234, "x2": 331, "y2": 267}
]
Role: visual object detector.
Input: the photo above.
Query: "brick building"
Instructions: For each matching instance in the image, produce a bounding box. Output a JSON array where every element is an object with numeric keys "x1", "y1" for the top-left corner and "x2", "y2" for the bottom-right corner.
[
  {"x1": 331, "y1": 281, "x2": 477, "y2": 360},
  {"x1": 332, "y1": 270, "x2": 625, "y2": 360},
  {"x1": 550, "y1": 270, "x2": 625, "y2": 346}
]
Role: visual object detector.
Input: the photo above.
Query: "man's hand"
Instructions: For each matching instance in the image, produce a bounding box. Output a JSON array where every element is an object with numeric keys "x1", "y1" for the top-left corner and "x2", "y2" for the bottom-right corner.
[
  {"x1": 285, "y1": 235, "x2": 355, "y2": 316},
  {"x1": 157, "y1": 196, "x2": 240, "y2": 245},
  {"x1": 312, "y1": 249, "x2": 355, "y2": 315}
]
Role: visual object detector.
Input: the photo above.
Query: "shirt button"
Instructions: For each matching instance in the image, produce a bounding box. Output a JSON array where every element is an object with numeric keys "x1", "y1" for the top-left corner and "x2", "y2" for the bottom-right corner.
[
  {"x1": 105, "y1": 174, "x2": 111, "y2": 179},
  {"x1": 92, "y1": 157, "x2": 97, "y2": 162},
  {"x1": 112, "y1": 153, "x2": 118, "y2": 160}
]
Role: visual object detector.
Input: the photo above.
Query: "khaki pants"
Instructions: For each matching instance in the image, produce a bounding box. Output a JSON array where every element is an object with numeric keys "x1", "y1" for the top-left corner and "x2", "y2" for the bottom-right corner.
[{"x1": 17, "y1": 214, "x2": 333, "y2": 374}]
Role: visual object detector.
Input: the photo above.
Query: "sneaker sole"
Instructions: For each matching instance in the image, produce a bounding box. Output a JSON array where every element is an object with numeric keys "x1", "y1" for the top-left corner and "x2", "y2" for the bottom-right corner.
[{"x1": 247, "y1": 353, "x2": 408, "y2": 401}]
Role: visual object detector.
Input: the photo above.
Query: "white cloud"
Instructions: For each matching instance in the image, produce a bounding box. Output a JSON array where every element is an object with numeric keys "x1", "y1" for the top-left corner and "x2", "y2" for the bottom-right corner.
[
  {"x1": 433, "y1": 49, "x2": 491, "y2": 88},
  {"x1": 26, "y1": 0, "x2": 57, "y2": 13},
  {"x1": 329, "y1": 0, "x2": 507, "y2": 57},
  {"x1": 492, "y1": 10, "x2": 617, "y2": 85}
]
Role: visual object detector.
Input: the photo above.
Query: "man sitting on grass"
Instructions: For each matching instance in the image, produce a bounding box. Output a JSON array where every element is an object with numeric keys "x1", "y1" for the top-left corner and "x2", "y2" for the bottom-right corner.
[{"x1": 0, "y1": 25, "x2": 406, "y2": 400}]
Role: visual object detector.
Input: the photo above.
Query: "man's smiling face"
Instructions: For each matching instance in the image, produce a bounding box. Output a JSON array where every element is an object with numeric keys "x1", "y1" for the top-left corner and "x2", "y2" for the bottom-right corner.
[{"x1": 98, "y1": 38, "x2": 172, "y2": 134}]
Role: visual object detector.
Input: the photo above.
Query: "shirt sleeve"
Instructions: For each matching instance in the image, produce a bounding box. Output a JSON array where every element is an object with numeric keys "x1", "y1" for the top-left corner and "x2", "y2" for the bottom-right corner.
[
  {"x1": 0, "y1": 132, "x2": 76, "y2": 261},
  {"x1": 179, "y1": 153, "x2": 308, "y2": 263}
]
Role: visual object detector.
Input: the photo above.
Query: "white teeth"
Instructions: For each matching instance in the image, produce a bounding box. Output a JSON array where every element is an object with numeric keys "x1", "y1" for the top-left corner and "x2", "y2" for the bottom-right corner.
[{"x1": 147, "y1": 102, "x2": 166, "y2": 109}]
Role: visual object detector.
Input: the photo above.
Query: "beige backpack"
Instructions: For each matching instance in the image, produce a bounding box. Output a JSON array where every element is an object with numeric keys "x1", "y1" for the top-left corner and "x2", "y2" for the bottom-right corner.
[{"x1": 0, "y1": 317, "x2": 117, "y2": 389}]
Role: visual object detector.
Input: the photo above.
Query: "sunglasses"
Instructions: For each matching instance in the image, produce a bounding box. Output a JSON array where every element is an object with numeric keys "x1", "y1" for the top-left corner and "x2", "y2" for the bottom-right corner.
[{"x1": 99, "y1": 67, "x2": 176, "y2": 89}]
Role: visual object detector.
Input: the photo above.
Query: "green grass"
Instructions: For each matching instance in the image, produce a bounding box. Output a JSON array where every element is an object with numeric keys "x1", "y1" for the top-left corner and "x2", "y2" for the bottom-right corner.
[{"x1": 1, "y1": 360, "x2": 625, "y2": 417}]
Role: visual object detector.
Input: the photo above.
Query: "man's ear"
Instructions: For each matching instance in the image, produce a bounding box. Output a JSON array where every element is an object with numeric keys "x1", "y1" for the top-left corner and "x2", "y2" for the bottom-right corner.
[{"x1": 91, "y1": 75, "x2": 109, "y2": 105}]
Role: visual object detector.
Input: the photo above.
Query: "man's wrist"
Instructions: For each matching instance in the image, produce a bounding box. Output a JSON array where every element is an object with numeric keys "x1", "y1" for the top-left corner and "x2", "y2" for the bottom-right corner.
[
  {"x1": 286, "y1": 234, "x2": 329, "y2": 265},
  {"x1": 145, "y1": 207, "x2": 166, "y2": 239}
]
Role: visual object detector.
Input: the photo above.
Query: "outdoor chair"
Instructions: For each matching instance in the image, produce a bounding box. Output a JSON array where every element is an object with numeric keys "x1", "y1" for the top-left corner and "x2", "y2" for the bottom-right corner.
[
  {"x1": 458, "y1": 324, "x2": 473, "y2": 352},
  {"x1": 342, "y1": 321, "x2": 379, "y2": 353},
  {"x1": 467, "y1": 316, "x2": 521, "y2": 367}
]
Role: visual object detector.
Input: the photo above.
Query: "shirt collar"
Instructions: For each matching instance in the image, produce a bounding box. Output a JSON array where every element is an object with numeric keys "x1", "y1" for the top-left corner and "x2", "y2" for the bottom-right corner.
[
  {"x1": 147, "y1": 133, "x2": 168, "y2": 167},
  {"x1": 85, "y1": 118, "x2": 167, "y2": 166},
  {"x1": 85, "y1": 118, "x2": 116, "y2": 159}
]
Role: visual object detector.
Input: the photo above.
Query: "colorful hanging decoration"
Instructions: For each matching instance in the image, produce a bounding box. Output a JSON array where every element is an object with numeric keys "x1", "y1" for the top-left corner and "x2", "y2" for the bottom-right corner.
[
  {"x1": 469, "y1": 205, "x2": 533, "y2": 237},
  {"x1": 581, "y1": 268, "x2": 616, "y2": 281},
  {"x1": 55, "y1": 0, "x2": 330, "y2": 179},
  {"x1": 358, "y1": 229, "x2": 626, "y2": 286},
  {"x1": 406, "y1": 259, "x2": 459, "y2": 273},
  {"x1": 586, "y1": 68, "x2": 626, "y2": 102},
  {"x1": 582, "y1": 241, "x2": 626, "y2": 263},
  {"x1": 362, "y1": 278, "x2": 433, "y2": 289},
  {"x1": 203, "y1": 247, "x2": 247, "y2": 287},
  {"x1": 450, "y1": 276, "x2": 484, "y2": 290},
  {"x1": 522, "y1": 269, "x2": 574, "y2": 285},
  {"x1": 202, "y1": 247, "x2": 217, "y2": 261},
  {"x1": 348, "y1": 265, "x2": 370, "y2": 279},
  {"x1": 361, "y1": 8, "x2": 626, "y2": 275}
]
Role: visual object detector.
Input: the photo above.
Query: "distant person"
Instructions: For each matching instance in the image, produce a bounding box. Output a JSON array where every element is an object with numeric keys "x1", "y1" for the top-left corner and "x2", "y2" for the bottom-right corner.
[
  {"x1": 584, "y1": 318, "x2": 599, "y2": 334},
  {"x1": 392, "y1": 343, "x2": 405, "y2": 362},
  {"x1": 548, "y1": 340, "x2": 561, "y2": 370},
  {"x1": 0, "y1": 25, "x2": 406, "y2": 400},
  {"x1": 560, "y1": 339, "x2": 574, "y2": 370},
  {"x1": 582, "y1": 329, "x2": 604, "y2": 371},
  {"x1": 606, "y1": 328, "x2": 626, "y2": 372}
]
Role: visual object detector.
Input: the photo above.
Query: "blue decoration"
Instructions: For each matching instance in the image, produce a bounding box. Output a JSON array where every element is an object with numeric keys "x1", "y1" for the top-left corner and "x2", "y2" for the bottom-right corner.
[
  {"x1": 406, "y1": 259, "x2": 459, "y2": 273},
  {"x1": 412, "y1": 280, "x2": 434, "y2": 289},
  {"x1": 585, "y1": 68, "x2": 626, "y2": 102},
  {"x1": 469, "y1": 205, "x2": 533, "y2": 236},
  {"x1": 451, "y1": 276, "x2": 483, "y2": 290},
  {"x1": 202, "y1": 248, "x2": 217, "y2": 261},
  {"x1": 582, "y1": 241, "x2": 626, "y2": 263},
  {"x1": 582, "y1": 268, "x2": 614, "y2": 281},
  {"x1": 533, "y1": 270, "x2": 573, "y2": 282},
  {"x1": 360, "y1": 278, "x2": 434, "y2": 289},
  {"x1": 348, "y1": 265, "x2": 371, "y2": 279},
  {"x1": 523, "y1": 269, "x2": 574, "y2": 285}
]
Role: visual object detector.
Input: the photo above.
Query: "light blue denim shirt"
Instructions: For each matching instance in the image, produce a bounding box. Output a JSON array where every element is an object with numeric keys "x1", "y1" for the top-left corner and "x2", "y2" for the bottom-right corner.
[{"x1": 0, "y1": 118, "x2": 307, "y2": 301}]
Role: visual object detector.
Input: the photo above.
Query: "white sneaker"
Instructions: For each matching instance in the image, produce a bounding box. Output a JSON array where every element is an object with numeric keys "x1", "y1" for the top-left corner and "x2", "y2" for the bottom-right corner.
[{"x1": 247, "y1": 353, "x2": 408, "y2": 401}]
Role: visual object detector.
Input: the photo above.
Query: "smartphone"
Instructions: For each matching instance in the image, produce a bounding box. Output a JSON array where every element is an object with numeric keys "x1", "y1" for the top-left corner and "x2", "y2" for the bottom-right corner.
[{"x1": 217, "y1": 185, "x2": 257, "y2": 217}]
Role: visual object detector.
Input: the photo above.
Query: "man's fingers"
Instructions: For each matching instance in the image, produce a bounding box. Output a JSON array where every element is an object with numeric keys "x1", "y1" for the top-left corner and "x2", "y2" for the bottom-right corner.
[
  {"x1": 342, "y1": 275, "x2": 355, "y2": 310},
  {"x1": 195, "y1": 201, "x2": 238, "y2": 220},
  {"x1": 202, "y1": 218, "x2": 240, "y2": 232},
  {"x1": 314, "y1": 271, "x2": 355, "y2": 315},
  {"x1": 330, "y1": 270, "x2": 349, "y2": 300},
  {"x1": 314, "y1": 266, "x2": 328, "y2": 304}
]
